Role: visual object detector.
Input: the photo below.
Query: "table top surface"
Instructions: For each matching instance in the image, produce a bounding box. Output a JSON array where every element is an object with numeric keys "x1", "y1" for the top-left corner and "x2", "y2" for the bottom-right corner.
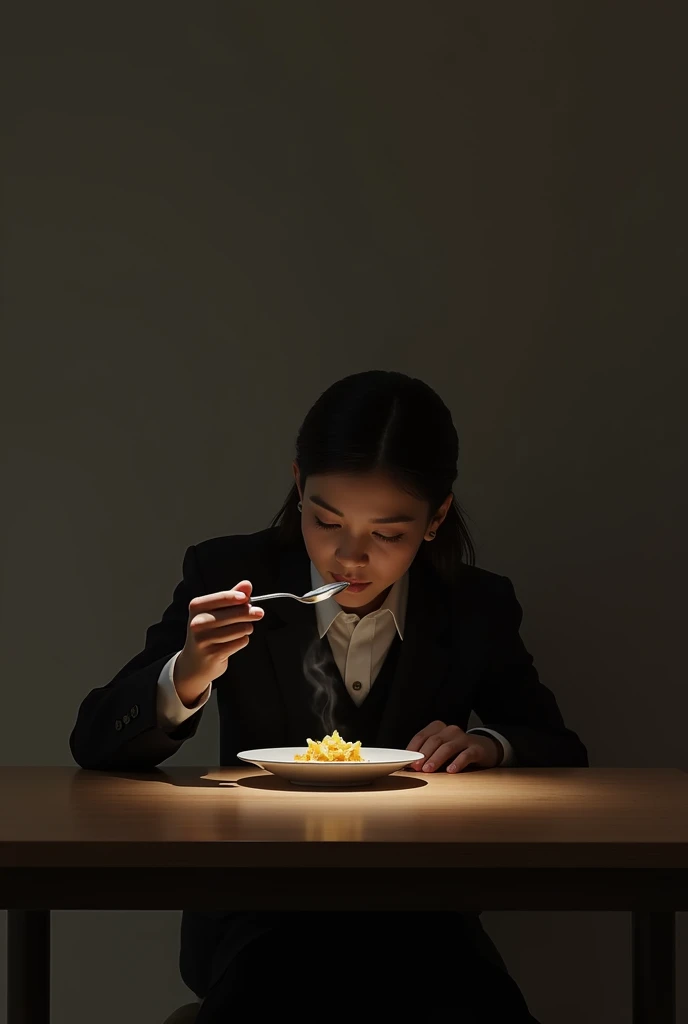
[{"x1": 1, "y1": 766, "x2": 686, "y2": 870}]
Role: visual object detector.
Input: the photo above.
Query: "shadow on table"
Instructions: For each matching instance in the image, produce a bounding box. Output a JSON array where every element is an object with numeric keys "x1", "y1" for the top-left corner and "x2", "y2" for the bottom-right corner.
[
  {"x1": 73, "y1": 767, "x2": 232, "y2": 788},
  {"x1": 235, "y1": 773, "x2": 427, "y2": 793}
]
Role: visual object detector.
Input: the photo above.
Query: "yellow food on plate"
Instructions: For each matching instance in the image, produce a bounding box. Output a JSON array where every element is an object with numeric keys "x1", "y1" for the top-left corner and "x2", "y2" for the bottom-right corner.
[{"x1": 293, "y1": 729, "x2": 365, "y2": 762}]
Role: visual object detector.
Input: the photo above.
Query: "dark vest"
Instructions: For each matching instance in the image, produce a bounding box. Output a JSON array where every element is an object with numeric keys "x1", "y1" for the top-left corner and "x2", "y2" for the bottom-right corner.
[
  {"x1": 320, "y1": 632, "x2": 402, "y2": 745},
  {"x1": 282, "y1": 631, "x2": 403, "y2": 747}
]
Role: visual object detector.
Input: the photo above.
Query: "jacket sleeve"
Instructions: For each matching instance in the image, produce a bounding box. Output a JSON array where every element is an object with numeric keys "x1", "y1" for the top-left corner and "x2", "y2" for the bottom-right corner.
[
  {"x1": 471, "y1": 577, "x2": 588, "y2": 767},
  {"x1": 69, "y1": 544, "x2": 206, "y2": 770}
]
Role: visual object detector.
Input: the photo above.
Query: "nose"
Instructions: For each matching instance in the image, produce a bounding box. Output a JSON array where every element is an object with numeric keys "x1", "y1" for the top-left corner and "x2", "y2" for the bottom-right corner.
[{"x1": 335, "y1": 544, "x2": 368, "y2": 569}]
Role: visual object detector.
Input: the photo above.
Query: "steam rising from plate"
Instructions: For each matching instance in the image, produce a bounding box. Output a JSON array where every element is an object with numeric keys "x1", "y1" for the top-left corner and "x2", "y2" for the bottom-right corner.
[{"x1": 302, "y1": 636, "x2": 338, "y2": 735}]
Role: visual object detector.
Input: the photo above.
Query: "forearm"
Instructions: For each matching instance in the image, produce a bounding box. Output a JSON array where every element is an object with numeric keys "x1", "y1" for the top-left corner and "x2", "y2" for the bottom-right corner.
[
  {"x1": 69, "y1": 658, "x2": 202, "y2": 770},
  {"x1": 157, "y1": 652, "x2": 213, "y2": 729},
  {"x1": 481, "y1": 722, "x2": 588, "y2": 767}
]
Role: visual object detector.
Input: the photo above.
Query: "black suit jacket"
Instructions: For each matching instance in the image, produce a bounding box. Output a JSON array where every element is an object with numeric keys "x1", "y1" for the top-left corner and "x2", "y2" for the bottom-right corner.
[
  {"x1": 70, "y1": 527, "x2": 587, "y2": 771},
  {"x1": 70, "y1": 528, "x2": 588, "y2": 997}
]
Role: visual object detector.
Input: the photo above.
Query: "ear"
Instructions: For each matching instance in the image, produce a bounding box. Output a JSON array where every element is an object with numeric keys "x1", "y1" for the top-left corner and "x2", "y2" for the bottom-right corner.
[
  {"x1": 292, "y1": 461, "x2": 302, "y2": 500},
  {"x1": 424, "y1": 494, "x2": 453, "y2": 541}
]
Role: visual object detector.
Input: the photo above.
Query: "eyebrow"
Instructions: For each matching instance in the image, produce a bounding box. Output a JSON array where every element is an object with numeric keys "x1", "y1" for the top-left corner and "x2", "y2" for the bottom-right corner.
[{"x1": 309, "y1": 495, "x2": 416, "y2": 524}]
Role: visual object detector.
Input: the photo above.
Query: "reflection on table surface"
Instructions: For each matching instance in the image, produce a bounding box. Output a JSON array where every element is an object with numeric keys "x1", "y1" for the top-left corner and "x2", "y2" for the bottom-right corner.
[{"x1": 0, "y1": 767, "x2": 685, "y2": 865}]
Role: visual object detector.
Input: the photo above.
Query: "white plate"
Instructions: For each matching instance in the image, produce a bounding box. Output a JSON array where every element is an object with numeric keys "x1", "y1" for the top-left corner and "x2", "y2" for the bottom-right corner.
[{"x1": 237, "y1": 746, "x2": 424, "y2": 786}]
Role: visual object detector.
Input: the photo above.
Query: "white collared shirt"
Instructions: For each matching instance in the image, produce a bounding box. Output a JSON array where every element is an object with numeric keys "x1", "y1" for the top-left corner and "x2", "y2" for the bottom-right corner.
[
  {"x1": 311, "y1": 564, "x2": 407, "y2": 707},
  {"x1": 156, "y1": 562, "x2": 514, "y2": 765}
]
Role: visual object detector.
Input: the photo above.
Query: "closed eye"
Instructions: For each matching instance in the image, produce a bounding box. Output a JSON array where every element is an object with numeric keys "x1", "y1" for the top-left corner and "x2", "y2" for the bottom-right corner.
[
  {"x1": 314, "y1": 517, "x2": 403, "y2": 543},
  {"x1": 314, "y1": 516, "x2": 340, "y2": 531}
]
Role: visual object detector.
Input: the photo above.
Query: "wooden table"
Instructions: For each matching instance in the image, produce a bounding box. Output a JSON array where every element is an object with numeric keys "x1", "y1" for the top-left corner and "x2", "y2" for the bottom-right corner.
[{"x1": 1, "y1": 766, "x2": 686, "y2": 1023}]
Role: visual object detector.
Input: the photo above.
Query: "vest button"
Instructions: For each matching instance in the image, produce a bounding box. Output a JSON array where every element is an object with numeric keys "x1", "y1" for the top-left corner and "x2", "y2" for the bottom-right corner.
[{"x1": 352, "y1": 681, "x2": 363, "y2": 691}]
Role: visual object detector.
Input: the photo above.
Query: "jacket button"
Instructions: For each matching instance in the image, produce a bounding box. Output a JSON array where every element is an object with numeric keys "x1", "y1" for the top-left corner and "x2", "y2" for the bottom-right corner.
[
  {"x1": 115, "y1": 719, "x2": 123, "y2": 731},
  {"x1": 130, "y1": 705, "x2": 139, "y2": 719},
  {"x1": 122, "y1": 714, "x2": 130, "y2": 726}
]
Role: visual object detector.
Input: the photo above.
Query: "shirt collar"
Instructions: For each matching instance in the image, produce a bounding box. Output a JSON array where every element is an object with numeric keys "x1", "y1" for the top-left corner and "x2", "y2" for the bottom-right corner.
[{"x1": 310, "y1": 562, "x2": 408, "y2": 640}]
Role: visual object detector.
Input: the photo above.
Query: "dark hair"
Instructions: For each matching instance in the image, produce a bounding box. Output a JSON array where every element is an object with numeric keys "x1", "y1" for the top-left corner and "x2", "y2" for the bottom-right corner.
[{"x1": 270, "y1": 370, "x2": 475, "y2": 581}]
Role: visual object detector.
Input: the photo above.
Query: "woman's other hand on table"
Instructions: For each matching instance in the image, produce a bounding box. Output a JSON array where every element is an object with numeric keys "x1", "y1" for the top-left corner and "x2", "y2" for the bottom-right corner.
[{"x1": 406, "y1": 721, "x2": 502, "y2": 773}]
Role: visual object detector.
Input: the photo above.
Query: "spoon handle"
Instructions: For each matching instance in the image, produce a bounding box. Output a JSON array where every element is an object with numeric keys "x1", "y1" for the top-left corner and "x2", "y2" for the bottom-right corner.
[{"x1": 247, "y1": 592, "x2": 297, "y2": 603}]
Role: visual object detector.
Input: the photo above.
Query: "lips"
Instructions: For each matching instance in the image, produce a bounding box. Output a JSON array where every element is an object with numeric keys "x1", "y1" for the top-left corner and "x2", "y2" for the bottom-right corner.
[{"x1": 332, "y1": 573, "x2": 371, "y2": 592}]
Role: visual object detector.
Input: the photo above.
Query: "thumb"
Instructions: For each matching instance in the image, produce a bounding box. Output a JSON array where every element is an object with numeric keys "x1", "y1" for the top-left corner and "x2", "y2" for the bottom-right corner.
[{"x1": 233, "y1": 579, "x2": 253, "y2": 601}]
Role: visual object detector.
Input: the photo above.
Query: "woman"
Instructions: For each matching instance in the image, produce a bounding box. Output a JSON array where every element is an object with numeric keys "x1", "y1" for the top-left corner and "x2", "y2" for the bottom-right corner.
[{"x1": 70, "y1": 370, "x2": 587, "y2": 1022}]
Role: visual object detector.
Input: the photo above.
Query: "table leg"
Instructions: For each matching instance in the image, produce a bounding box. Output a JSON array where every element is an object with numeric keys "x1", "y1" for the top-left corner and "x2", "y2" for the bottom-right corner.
[
  {"x1": 632, "y1": 911, "x2": 675, "y2": 1024},
  {"x1": 7, "y1": 910, "x2": 50, "y2": 1024}
]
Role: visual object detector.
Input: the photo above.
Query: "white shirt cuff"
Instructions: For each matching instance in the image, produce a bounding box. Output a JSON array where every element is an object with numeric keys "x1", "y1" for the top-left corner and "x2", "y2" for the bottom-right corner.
[
  {"x1": 156, "y1": 652, "x2": 212, "y2": 729},
  {"x1": 466, "y1": 728, "x2": 516, "y2": 767}
]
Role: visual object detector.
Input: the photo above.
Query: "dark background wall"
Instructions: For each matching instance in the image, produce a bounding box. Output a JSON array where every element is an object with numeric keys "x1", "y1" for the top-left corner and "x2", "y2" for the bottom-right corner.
[{"x1": 1, "y1": 2, "x2": 686, "y2": 1021}]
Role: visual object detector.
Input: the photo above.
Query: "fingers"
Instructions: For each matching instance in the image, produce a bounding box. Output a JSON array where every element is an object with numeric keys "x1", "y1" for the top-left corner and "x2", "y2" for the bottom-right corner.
[
  {"x1": 420, "y1": 738, "x2": 466, "y2": 773},
  {"x1": 408, "y1": 723, "x2": 470, "y2": 772},
  {"x1": 446, "y1": 745, "x2": 483, "y2": 773},
  {"x1": 206, "y1": 634, "x2": 252, "y2": 658},
  {"x1": 410, "y1": 729, "x2": 494, "y2": 774},
  {"x1": 191, "y1": 604, "x2": 264, "y2": 631},
  {"x1": 189, "y1": 583, "x2": 264, "y2": 633},
  {"x1": 414, "y1": 735, "x2": 447, "y2": 769},
  {"x1": 188, "y1": 581, "x2": 253, "y2": 614},
  {"x1": 194, "y1": 620, "x2": 257, "y2": 648},
  {"x1": 406, "y1": 720, "x2": 448, "y2": 751},
  {"x1": 179, "y1": 582, "x2": 261, "y2": 682}
]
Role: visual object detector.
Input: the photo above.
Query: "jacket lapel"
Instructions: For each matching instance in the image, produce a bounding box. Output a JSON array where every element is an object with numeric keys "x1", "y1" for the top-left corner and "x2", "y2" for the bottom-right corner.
[
  {"x1": 262, "y1": 545, "x2": 323, "y2": 743},
  {"x1": 376, "y1": 556, "x2": 453, "y2": 747}
]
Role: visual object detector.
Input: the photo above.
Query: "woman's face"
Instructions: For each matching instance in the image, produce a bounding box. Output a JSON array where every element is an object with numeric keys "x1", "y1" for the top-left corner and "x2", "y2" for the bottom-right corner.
[{"x1": 296, "y1": 468, "x2": 450, "y2": 616}]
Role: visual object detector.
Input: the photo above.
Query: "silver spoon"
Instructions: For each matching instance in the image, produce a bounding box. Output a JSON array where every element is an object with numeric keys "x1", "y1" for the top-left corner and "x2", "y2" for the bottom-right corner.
[{"x1": 248, "y1": 581, "x2": 350, "y2": 604}]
